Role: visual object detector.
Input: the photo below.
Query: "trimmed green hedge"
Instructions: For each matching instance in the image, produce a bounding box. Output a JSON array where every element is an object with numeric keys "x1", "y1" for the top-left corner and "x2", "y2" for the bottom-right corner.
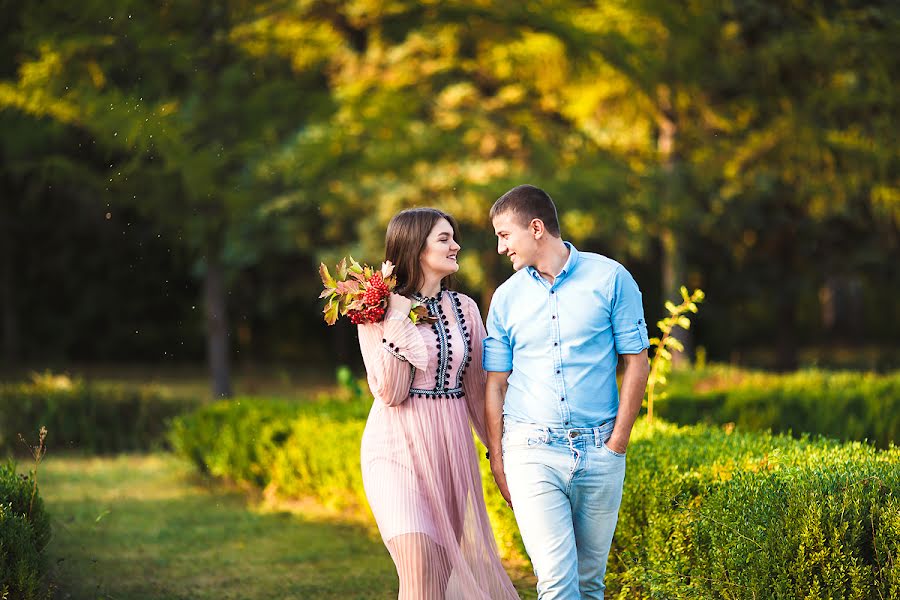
[
  {"x1": 0, "y1": 461, "x2": 51, "y2": 600},
  {"x1": 170, "y1": 397, "x2": 899, "y2": 598},
  {"x1": 1, "y1": 376, "x2": 200, "y2": 455},
  {"x1": 169, "y1": 397, "x2": 369, "y2": 511},
  {"x1": 658, "y1": 368, "x2": 900, "y2": 448},
  {"x1": 609, "y1": 421, "x2": 899, "y2": 598}
]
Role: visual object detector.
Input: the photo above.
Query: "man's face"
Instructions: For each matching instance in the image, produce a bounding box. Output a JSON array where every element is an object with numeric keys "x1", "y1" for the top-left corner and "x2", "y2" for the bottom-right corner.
[{"x1": 492, "y1": 211, "x2": 537, "y2": 271}]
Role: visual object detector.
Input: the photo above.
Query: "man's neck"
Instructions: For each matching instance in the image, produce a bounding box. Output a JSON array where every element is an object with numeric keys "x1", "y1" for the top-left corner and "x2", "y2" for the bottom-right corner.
[{"x1": 533, "y1": 240, "x2": 569, "y2": 285}]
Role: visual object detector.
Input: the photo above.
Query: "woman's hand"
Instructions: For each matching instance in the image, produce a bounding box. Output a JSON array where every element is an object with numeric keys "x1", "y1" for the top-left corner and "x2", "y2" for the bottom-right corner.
[{"x1": 386, "y1": 293, "x2": 412, "y2": 319}]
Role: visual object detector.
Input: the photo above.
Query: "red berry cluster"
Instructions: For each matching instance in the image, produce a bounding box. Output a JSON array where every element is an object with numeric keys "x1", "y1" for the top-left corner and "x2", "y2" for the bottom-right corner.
[
  {"x1": 364, "y1": 306, "x2": 385, "y2": 322},
  {"x1": 362, "y1": 272, "x2": 390, "y2": 306},
  {"x1": 347, "y1": 306, "x2": 385, "y2": 324}
]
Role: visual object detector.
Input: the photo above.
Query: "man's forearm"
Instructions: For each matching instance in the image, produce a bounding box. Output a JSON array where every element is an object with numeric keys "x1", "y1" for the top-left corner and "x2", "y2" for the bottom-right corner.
[
  {"x1": 610, "y1": 352, "x2": 650, "y2": 448},
  {"x1": 485, "y1": 377, "x2": 508, "y2": 456}
]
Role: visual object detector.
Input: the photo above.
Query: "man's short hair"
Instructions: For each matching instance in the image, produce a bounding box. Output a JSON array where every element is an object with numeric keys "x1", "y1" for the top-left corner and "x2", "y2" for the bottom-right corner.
[{"x1": 490, "y1": 184, "x2": 561, "y2": 237}]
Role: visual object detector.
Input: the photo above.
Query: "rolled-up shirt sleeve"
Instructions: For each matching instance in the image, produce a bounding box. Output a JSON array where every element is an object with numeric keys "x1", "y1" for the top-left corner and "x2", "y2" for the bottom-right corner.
[
  {"x1": 611, "y1": 266, "x2": 650, "y2": 354},
  {"x1": 482, "y1": 302, "x2": 513, "y2": 372}
]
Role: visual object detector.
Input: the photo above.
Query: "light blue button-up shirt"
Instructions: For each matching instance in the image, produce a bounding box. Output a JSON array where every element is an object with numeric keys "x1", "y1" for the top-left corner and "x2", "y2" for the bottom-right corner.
[{"x1": 483, "y1": 243, "x2": 650, "y2": 427}]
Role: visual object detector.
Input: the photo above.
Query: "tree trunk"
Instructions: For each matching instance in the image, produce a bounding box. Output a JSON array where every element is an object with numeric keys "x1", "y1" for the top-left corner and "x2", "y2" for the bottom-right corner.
[
  {"x1": 205, "y1": 242, "x2": 232, "y2": 398},
  {"x1": 657, "y1": 86, "x2": 692, "y2": 367},
  {"x1": 0, "y1": 197, "x2": 17, "y2": 367},
  {"x1": 774, "y1": 226, "x2": 798, "y2": 371},
  {"x1": 774, "y1": 289, "x2": 798, "y2": 371}
]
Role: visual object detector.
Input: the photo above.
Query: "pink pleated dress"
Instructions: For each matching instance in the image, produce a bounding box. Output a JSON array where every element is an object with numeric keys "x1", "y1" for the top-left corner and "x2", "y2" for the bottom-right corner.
[{"x1": 358, "y1": 290, "x2": 519, "y2": 600}]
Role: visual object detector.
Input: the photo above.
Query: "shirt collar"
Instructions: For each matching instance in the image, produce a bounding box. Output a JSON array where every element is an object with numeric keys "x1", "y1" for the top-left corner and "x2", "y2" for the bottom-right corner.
[{"x1": 527, "y1": 241, "x2": 579, "y2": 282}]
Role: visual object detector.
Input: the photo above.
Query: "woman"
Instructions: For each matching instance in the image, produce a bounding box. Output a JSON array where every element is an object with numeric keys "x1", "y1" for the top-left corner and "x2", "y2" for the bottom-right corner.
[{"x1": 357, "y1": 208, "x2": 519, "y2": 600}]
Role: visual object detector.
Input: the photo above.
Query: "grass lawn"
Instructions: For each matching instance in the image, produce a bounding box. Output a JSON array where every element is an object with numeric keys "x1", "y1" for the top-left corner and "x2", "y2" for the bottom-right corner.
[{"x1": 32, "y1": 453, "x2": 537, "y2": 599}]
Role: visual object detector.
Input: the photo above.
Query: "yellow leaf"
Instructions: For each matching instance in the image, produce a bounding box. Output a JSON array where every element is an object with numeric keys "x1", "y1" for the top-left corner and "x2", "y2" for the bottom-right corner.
[
  {"x1": 323, "y1": 298, "x2": 339, "y2": 325},
  {"x1": 348, "y1": 256, "x2": 364, "y2": 274},
  {"x1": 319, "y1": 263, "x2": 335, "y2": 288}
]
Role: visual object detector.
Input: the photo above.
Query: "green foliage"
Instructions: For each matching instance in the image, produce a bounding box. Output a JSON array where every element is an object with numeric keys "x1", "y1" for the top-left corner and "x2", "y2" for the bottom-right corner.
[
  {"x1": 646, "y1": 286, "x2": 704, "y2": 424},
  {"x1": 169, "y1": 395, "x2": 368, "y2": 511},
  {"x1": 2, "y1": 0, "x2": 899, "y2": 374},
  {"x1": 0, "y1": 461, "x2": 51, "y2": 600},
  {"x1": 608, "y1": 421, "x2": 900, "y2": 599},
  {"x1": 0, "y1": 373, "x2": 200, "y2": 455},
  {"x1": 658, "y1": 367, "x2": 900, "y2": 448},
  {"x1": 170, "y1": 395, "x2": 900, "y2": 598},
  {"x1": 332, "y1": 365, "x2": 370, "y2": 405}
]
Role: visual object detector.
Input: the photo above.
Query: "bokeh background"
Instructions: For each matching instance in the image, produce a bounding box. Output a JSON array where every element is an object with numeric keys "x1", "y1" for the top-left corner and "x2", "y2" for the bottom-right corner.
[
  {"x1": 2, "y1": 0, "x2": 897, "y2": 398},
  {"x1": 2, "y1": 3, "x2": 900, "y2": 599}
]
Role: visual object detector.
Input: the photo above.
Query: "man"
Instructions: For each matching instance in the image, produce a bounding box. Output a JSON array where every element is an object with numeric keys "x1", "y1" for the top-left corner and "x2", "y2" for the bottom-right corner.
[{"x1": 483, "y1": 185, "x2": 650, "y2": 599}]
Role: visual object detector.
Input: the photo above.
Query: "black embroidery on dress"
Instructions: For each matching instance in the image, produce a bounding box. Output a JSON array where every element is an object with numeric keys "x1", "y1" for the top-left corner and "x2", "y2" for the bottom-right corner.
[
  {"x1": 383, "y1": 344, "x2": 408, "y2": 362},
  {"x1": 450, "y1": 292, "x2": 470, "y2": 390},
  {"x1": 408, "y1": 289, "x2": 466, "y2": 399}
]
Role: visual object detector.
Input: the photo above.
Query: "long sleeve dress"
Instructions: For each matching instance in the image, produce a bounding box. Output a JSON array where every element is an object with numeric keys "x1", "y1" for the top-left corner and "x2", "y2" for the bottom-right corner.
[{"x1": 357, "y1": 289, "x2": 519, "y2": 600}]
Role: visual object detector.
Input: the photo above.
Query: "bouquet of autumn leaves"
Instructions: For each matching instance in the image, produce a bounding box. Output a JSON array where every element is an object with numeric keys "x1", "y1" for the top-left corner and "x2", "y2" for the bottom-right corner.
[{"x1": 319, "y1": 257, "x2": 432, "y2": 326}]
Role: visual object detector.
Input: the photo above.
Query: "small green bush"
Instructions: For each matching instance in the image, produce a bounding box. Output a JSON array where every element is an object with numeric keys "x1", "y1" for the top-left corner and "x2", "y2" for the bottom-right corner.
[
  {"x1": 170, "y1": 397, "x2": 900, "y2": 599},
  {"x1": 1, "y1": 375, "x2": 200, "y2": 455},
  {"x1": 607, "y1": 421, "x2": 900, "y2": 598},
  {"x1": 658, "y1": 367, "x2": 900, "y2": 448},
  {"x1": 0, "y1": 461, "x2": 51, "y2": 600}
]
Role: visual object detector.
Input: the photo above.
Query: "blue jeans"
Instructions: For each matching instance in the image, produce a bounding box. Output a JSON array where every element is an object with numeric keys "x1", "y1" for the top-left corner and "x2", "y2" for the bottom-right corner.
[{"x1": 502, "y1": 418, "x2": 626, "y2": 600}]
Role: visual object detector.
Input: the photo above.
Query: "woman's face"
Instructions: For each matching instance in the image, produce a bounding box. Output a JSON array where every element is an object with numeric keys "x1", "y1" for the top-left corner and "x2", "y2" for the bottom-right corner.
[{"x1": 419, "y1": 218, "x2": 461, "y2": 281}]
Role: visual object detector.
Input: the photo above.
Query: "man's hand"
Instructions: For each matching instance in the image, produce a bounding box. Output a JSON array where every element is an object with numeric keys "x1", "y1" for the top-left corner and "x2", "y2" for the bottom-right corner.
[
  {"x1": 489, "y1": 453, "x2": 512, "y2": 508},
  {"x1": 604, "y1": 435, "x2": 629, "y2": 455},
  {"x1": 607, "y1": 349, "x2": 650, "y2": 456},
  {"x1": 485, "y1": 370, "x2": 512, "y2": 508}
]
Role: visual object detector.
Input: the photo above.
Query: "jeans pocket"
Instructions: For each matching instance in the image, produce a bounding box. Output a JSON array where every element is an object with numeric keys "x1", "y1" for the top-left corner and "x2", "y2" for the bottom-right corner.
[{"x1": 600, "y1": 441, "x2": 626, "y2": 458}]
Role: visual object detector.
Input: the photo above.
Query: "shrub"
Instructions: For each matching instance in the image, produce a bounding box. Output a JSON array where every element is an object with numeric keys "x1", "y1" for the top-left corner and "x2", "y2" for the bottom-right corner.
[
  {"x1": 658, "y1": 367, "x2": 900, "y2": 448},
  {"x1": 170, "y1": 398, "x2": 900, "y2": 599},
  {"x1": 0, "y1": 374, "x2": 200, "y2": 455},
  {"x1": 0, "y1": 461, "x2": 51, "y2": 600},
  {"x1": 607, "y1": 421, "x2": 900, "y2": 598}
]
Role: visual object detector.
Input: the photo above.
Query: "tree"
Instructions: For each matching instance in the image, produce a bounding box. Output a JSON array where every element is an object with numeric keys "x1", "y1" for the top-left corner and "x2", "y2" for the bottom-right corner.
[{"x1": 1, "y1": 0, "x2": 333, "y2": 394}]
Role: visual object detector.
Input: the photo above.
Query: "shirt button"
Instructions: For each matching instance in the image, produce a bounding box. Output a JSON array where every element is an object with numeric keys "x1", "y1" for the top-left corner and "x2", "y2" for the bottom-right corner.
[
  {"x1": 551, "y1": 290, "x2": 555, "y2": 294},
  {"x1": 556, "y1": 370, "x2": 560, "y2": 374},
  {"x1": 552, "y1": 315, "x2": 556, "y2": 319},
  {"x1": 560, "y1": 397, "x2": 564, "y2": 401},
  {"x1": 554, "y1": 342, "x2": 558, "y2": 346}
]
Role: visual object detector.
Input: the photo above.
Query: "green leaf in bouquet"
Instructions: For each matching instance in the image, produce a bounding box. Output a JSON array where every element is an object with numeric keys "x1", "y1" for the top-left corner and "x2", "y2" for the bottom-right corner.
[
  {"x1": 410, "y1": 304, "x2": 437, "y2": 325},
  {"x1": 348, "y1": 256, "x2": 364, "y2": 274},
  {"x1": 336, "y1": 257, "x2": 349, "y2": 280},
  {"x1": 323, "y1": 297, "x2": 340, "y2": 326},
  {"x1": 338, "y1": 294, "x2": 354, "y2": 314},
  {"x1": 319, "y1": 263, "x2": 336, "y2": 288}
]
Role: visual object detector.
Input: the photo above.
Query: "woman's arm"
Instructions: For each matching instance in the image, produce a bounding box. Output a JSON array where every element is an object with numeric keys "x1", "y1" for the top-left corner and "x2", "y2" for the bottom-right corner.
[{"x1": 357, "y1": 294, "x2": 427, "y2": 407}]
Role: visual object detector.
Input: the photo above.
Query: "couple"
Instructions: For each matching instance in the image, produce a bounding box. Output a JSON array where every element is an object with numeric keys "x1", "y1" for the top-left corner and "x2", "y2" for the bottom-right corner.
[{"x1": 357, "y1": 185, "x2": 651, "y2": 599}]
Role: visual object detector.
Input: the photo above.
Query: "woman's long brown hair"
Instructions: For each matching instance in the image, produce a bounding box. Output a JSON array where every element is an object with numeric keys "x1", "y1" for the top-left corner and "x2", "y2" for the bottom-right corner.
[{"x1": 385, "y1": 208, "x2": 460, "y2": 297}]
